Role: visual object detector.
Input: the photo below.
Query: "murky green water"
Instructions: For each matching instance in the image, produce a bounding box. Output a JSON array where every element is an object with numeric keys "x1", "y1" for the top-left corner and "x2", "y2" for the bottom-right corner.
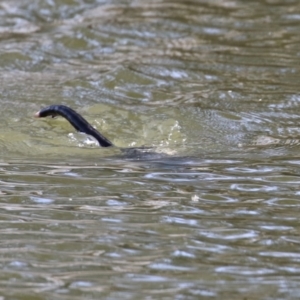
[{"x1": 0, "y1": 0, "x2": 300, "y2": 299}]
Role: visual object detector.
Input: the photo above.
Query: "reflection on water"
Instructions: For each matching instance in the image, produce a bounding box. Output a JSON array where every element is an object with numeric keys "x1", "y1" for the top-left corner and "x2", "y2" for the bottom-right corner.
[{"x1": 0, "y1": 0, "x2": 300, "y2": 298}]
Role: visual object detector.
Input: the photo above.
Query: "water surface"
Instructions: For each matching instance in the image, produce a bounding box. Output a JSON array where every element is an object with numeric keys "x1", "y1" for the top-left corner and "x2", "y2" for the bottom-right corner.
[{"x1": 1, "y1": 0, "x2": 300, "y2": 299}]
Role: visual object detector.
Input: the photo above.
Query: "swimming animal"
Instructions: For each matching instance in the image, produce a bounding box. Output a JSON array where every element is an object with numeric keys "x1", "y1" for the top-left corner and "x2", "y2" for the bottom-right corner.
[
  {"x1": 35, "y1": 104, "x2": 157, "y2": 158},
  {"x1": 35, "y1": 105, "x2": 113, "y2": 147}
]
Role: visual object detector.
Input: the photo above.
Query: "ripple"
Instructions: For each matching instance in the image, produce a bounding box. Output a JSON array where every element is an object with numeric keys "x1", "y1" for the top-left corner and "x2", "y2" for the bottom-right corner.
[
  {"x1": 216, "y1": 266, "x2": 275, "y2": 276},
  {"x1": 0, "y1": 0, "x2": 300, "y2": 299}
]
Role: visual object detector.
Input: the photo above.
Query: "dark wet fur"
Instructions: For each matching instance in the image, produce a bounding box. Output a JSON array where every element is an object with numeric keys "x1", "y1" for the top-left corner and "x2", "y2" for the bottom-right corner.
[
  {"x1": 37, "y1": 105, "x2": 113, "y2": 147},
  {"x1": 36, "y1": 105, "x2": 163, "y2": 159},
  {"x1": 120, "y1": 146, "x2": 161, "y2": 159}
]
